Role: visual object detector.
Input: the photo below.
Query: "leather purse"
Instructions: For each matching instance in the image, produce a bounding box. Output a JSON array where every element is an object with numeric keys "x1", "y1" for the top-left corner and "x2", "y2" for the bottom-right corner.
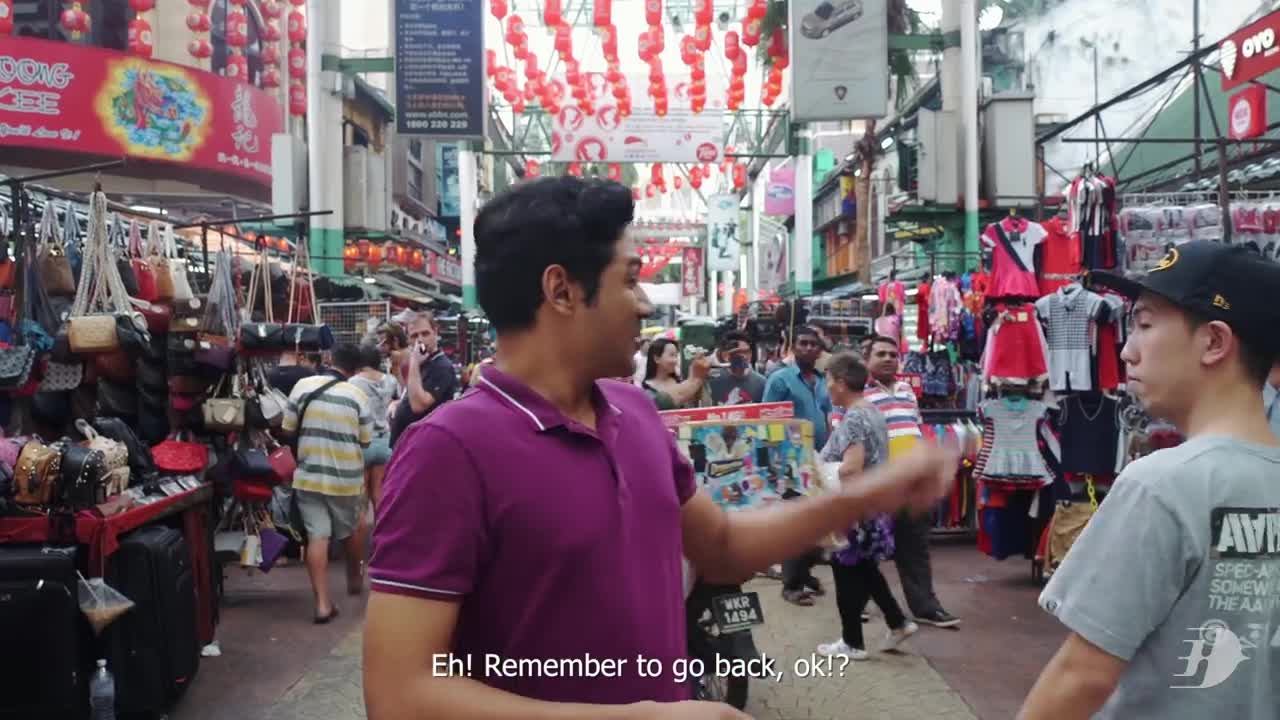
[
  {"x1": 138, "y1": 302, "x2": 173, "y2": 336},
  {"x1": 37, "y1": 361, "x2": 83, "y2": 392},
  {"x1": 93, "y1": 351, "x2": 136, "y2": 383},
  {"x1": 0, "y1": 346, "x2": 37, "y2": 389},
  {"x1": 194, "y1": 335, "x2": 235, "y2": 372},
  {"x1": 170, "y1": 315, "x2": 201, "y2": 335},
  {"x1": 114, "y1": 313, "x2": 150, "y2": 356},
  {"x1": 283, "y1": 323, "x2": 335, "y2": 351},
  {"x1": 13, "y1": 440, "x2": 61, "y2": 506},
  {"x1": 149, "y1": 257, "x2": 174, "y2": 302},
  {"x1": 76, "y1": 418, "x2": 128, "y2": 474},
  {"x1": 236, "y1": 445, "x2": 274, "y2": 477},
  {"x1": 116, "y1": 256, "x2": 139, "y2": 298},
  {"x1": 69, "y1": 315, "x2": 119, "y2": 353},
  {"x1": 203, "y1": 398, "x2": 245, "y2": 432},
  {"x1": 239, "y1": 323, "x2": 285, "y2": 352},
  {"x1": 38, "y1": 245, "x2": 76, "y2": 297},
  {"x1": 169, "y1": 375, "x2": 208, "y2": 395},
  {"x1": 92, "y1": 416, "x2": 156, "y2": 480},
  {"x1": 152, "y1": 432, "x2": 208, "y2": 474},
  {"x1": 59, "y1": 445, "x2": 107, "y2": 509},
  {"x1": 233, "y1": 477, "x2": 274, "y2": 503},
  {"x1": 267, "y1": 442, "x2": 296, "y2": 485}
]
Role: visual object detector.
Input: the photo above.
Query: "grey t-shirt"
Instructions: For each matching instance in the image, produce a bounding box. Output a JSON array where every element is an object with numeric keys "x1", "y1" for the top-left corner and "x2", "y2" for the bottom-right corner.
[
  {"x1": 707, "y1": 368, "x2": 766, "y2": 406},
  {"x1": 1040, "y1": 435, "x2": 1280, "y2": 718}
]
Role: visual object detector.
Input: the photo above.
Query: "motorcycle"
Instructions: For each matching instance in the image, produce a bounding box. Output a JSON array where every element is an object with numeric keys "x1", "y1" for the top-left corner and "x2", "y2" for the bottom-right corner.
[{"x1": 685, "y1": 579, "x2": 767, "y2": 710}]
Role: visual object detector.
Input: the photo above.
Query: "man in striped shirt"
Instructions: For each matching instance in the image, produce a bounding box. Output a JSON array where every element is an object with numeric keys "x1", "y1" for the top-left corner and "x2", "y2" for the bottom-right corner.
[
  {"x1": 283, "y1": 344, "x2": 374, "y2": 624},
  {"x1": 865, "y1": 335, "x2": 961, "y2": 629}
]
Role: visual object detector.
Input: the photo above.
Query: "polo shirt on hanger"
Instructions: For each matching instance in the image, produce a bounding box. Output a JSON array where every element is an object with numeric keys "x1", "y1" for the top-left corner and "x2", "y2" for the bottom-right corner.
[{"x1": 1035, "y1": 283, "x2": 1105, "y2": 393}]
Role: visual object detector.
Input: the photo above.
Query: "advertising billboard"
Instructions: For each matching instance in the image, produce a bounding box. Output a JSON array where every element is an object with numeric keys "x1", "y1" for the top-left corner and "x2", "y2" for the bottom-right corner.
[
  {"x1": 789, "y1": 0, "x2": 889, "y2": 122},
  {"x1": 395, "y1": 0, "x2": 486, "y2": 138}
]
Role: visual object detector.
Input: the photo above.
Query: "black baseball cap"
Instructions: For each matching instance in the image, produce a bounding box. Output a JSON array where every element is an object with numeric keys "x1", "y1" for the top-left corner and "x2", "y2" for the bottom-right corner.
[{"x1": 1092, "y1": 241, "x2": 1280, "y2": 353}]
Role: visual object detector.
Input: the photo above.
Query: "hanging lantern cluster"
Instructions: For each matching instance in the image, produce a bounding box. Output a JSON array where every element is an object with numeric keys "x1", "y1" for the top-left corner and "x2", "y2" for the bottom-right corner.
[
  {"x1": 689, "y1": 164, "x2": 703, "y2": 190},
  {"x1": 126, "y1": 0, "x2": 154, "y2": 57},
  {"x1": 724, "y1": 30, "x2": 747, "y2": 111},
  {"x1": 637, "y1": 10, "x2": 667, "y2": 118},
  {"x1": 186, "y1": 0, "x2": 212, "y2": 59},
  {"x1": 0, "y1": 0, "x2": 13, "y2": 35},
  {"x1": 345, "y1": 242, "x2": 425, "y2": 273},
  {"x1": 222, "y1": 0, "x2": 250, "y2": 81},
  {"x1": 678, "y1": 0, "x2": 715, "y2": 114},
  {"x1": 607, "y1": 163, "x2": 622, "y2": 182},
  {"x1": 764, "y1": 24, "x2": 790, "y2": 107},
  {"x1": 648, "y1": 163, "x2": 666, "y2": 197},
  {"x1": 60, "y1": 1, "x2": 91, "y2": 40},
  {"x1": 260, "y1": 0, "x2": 284, "y2": 89},
  {"x1": 287, "y1": 0, "x2": 306, "y2": 116}
]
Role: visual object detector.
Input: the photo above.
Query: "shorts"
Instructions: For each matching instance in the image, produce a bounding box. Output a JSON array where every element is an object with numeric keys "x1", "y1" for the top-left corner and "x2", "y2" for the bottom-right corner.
[
  {"x1": 364, "y1": 433, "x2": 392, "y2": 468},
  {"x1": 295, "y1": 489, "x2": 361, "y2": 541}
]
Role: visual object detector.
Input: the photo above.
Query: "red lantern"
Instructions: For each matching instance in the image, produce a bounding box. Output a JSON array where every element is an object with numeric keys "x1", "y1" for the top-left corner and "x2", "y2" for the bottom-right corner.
[
  {"x1": 607, "y1": 163, "x2": 621, "y2": 181},
  {"x1": 733, "y1": 163, "x2": 747, "y2": 189},
  {"x1": 525, "y1": 159, "x2": 540, "y2": 177},
  {"x1": 263, "y1": 21, "x2": 281, "y2": 42},
  {"x1": 690, "y1": 173, "x2": 702, "y2": 189},
  {"x1": 544, "y1": 0, "x2": 562, "y2": 28},
  {"x1": 724, "y1": 31, "x2": 740, "y2": 60},
  {"x1": 694, "y1": 24, "x2": 711, "y2": 52},
  {"x1": 600, "y1": 24, "x2": 618, "y2": 57},
  {"x1": 187, "y1": 0, "x2": 211, "y2": 7},
  {"x1": 186, "y1": 12, "x2": 211, "y2": 32},
  {"x1": 276, "y1": 237, "x2": 290, "y2": 253},
  {"x1": 645, "y1": 0, "x2": 663, "y2": 25},
  {"x1": 567, "y1": 162, "x2": 582, "y2": 177},
  {"x1": 127, "y1": 19, "x2": 153, "y2": 57},
  {"x1": 648, "y1": 26, "x2": 665, "y2": 55},
  {"x1": 491, "y1": 0, "x2": 507, "y2": 20},
  {"x1": 225, "y1": 52, "x2": 248, "y2": 80},
  {"x1": 288, "y1": 0, "x2": 303, "y2": 5},
  {"x1": 747, "y1": 0, "x2": 766, "y2": 20},
  {"x1": 262, "y1": 1, "x2": 282, "y2": 19},
  {"x1": 289, "y1": 82, "x2": 306, "y2": 115},
  {"x1": 768, "y1": 28, "x2": 785, "y2": 58},
  {"x1": 486, "y1": 49, "x2": 498, "y2": 76},
  {"x1": 774, "y1": 52, "x2": 790, "y2": 71},
  {"x1": 188, "y1": 38, "x2": 212, "y2": 59},
  {"x1": 695, "y1": 0, "x2": 713, "y2": 25},
  {"x1": 645, "y1": 184, "x2": 656, "y2": 198},
  {"x1": 367, "y1": 243, "x2": 385, "y2": 271},
  {"x1": 287, "y1": 10, "x2": 306, "y2": 43},
  {"x1": 61, "y1": 3, "x2": 90, "y2": 35},
  {"x1": 262, "y1": 68, "x2": 281, "y2": 88},
  {"x1": 593, "y1": 0, "x2": 611, "y2": 27},
  {"x1": 674, "y1": 176, "x2": 683, "y2": 190},
  {"x1": 128, "y1": 0, "x2": 155, "y2": 10},
  {"x1": 637, "y1": 32, "x2": 654, "y2": 62},
  {"x1": 742, "y1": 18, "x2": 761, "y2": 46},
  {"x1": 554, "y1": 24, "x2": 573, "y2": 57},
  {"x1": 288, "y1": 47, "x2": 306, "y2": 79},
  {"x1": 411, "y1": 250, "x2": 425, "y2": 271},
  {"x1": 262, "y1": 44, "x2": 280, "y2": 65},
  {"x1": 383, "y1": 245, "x2": 399, "y2": 266},
  {"x1": 343, "y1": 244, "x2": 359, "y2": 272},
  {"x1": 226, "y1": 10, "x2": 248, "y2": 47},
  {"x1": 356, "y1": 239, "x2": 370, "y2": 259},
  {"x1": 0, "y1": 0, "x2": 12, "y2": 34},
  {"x1": 632, "y1": 187, "x2": 642, "y2": 201}
]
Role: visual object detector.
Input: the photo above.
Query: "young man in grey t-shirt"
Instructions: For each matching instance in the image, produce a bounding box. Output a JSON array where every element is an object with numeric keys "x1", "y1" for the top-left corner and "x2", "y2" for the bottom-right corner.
[
  {"x1": 707, "y1": 331, "x2": 766, "y2": 406},
  {"x1": 1021, "y1": 242, "x2": 1280, "y2": 719}
]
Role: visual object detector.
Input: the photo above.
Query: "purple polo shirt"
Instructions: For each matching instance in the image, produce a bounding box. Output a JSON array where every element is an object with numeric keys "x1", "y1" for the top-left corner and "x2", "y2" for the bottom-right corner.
[{"x1": 369, "y1": 366, "x2": 697, "y2": 704}]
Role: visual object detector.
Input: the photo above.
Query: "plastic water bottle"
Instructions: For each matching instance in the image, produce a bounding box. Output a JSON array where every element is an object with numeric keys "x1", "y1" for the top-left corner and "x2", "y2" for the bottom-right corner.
[{"x1": 89, "y1": 659, "x2": 116, "y2": 720}]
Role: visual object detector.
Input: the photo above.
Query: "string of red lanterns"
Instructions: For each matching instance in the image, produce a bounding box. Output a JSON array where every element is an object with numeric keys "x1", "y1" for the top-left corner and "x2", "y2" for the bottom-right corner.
[
  {"x1": 261, "y1": 0, "x2": 284, "y2": 89},
  {"x1": 60, "y1": 1, "x2": 91, "y2": 40},
  {"x1": 126, "y1": 0, "x2": 154, "y2": 57},
  {"x1": 287, "y1": 0, "x2": 306, "y2": 116},
  {"x1": 345, "y1": 241, "x2": 427, "y2": 274},
  {"x1": 186, "y1": 0, "x2": 211, "y2": 60}
]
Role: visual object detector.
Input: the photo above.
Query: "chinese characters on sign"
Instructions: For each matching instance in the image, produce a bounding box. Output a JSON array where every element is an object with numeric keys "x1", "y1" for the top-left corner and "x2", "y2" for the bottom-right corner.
[
  {"x1": 395, "y1": 0, "x2": 485, "y2": 138},
  {"x1": 682, "y1": 247, "x2": 704, "y2": 297}
]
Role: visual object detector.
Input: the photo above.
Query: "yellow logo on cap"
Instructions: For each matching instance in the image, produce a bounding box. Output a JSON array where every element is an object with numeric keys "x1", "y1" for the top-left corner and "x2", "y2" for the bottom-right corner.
[
  {"x1": 1213, "y1": 294, "x2": 1231, "y2": 310},
  {"x1": 1152, "y1": 248, "x2": 1179, "y2": 272}
]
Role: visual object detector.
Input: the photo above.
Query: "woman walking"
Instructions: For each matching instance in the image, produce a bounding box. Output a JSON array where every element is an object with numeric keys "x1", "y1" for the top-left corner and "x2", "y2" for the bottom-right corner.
[
  {"x1": 817, "y1": 351, "x2": 919, "y2": 660},
  {"x1": 349, "y1": 344, "x2": 400, "y2": 513}
]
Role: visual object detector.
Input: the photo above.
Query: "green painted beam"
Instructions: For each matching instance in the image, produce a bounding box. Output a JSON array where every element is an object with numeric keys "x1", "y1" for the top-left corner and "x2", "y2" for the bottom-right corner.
[
  {"x1": 321, "y1": 55, "x2": 395, "y2": 74},
  {"x1": 888, "y1": 32, "x2": 959, "y2": 52}
]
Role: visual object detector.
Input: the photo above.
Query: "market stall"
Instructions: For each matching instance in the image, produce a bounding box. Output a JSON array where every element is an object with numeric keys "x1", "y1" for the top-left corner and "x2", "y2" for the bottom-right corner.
[{"x1": 0, "y1": 177, "x2": 336, "y2": 717}]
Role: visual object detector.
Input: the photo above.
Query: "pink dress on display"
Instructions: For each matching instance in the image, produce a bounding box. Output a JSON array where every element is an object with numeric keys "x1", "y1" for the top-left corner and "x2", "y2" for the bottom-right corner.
[{"x1": 981, "y1": 217, "x2": 1047, "y2": 299}]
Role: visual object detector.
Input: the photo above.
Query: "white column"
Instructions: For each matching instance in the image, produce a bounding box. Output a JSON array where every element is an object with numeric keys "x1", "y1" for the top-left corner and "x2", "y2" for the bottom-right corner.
[
  {"x1": 793, "y1": 129, "x2": 813, "y2": 297},
  {"x1": 460, "y1": 147, "x2": 478, "y2": 309},
  {"x1": 749, "y1": 171, "x2": 764, "y2": 298},
  {"x1": 307, "y1": 0, "x2": 345, "y2": 276},
  {"x1": 708, "y1": 270, "x2": 718, "y2": 318},
  {"x1": 960, "y1": 0, "x2": 981, "y2": 256}
]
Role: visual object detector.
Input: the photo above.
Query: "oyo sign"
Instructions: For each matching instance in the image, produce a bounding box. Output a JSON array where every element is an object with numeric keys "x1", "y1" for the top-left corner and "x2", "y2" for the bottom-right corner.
[
  {"x1": 1229, "y1": 85, "x2": 1268, "y2": 140},
  {"x1": 1221, "y1": 11, "x2": 1280, "y2": 91}
]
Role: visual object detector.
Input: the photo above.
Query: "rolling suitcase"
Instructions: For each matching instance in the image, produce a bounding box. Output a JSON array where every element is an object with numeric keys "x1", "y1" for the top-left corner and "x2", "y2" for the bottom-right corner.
[
  {"x1": 0, "y1": 545, "x2": 89, "y2": 719},
  {"x1": 105, "y1": 526, "x2": 199, "y2": 717}
]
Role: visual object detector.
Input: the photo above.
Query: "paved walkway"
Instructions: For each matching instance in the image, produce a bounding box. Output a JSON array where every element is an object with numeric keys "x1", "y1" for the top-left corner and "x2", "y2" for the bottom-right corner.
[{"x1": 177, "y1": 544, "x2": 1060, "y2": 720}]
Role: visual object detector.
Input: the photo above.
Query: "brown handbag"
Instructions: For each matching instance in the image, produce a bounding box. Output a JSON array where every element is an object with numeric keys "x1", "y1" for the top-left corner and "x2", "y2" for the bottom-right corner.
[
  {"x1": 39, "y1": 247, "x2": 76, "y2": 297},
  {"x1": 13, "y1": 440, "x2": 62, "y2": 506},
  {"x1": 147, "y1": 222, "x2": 174, "y2": 301},
  {"x1": 93, "y1": 350, "x2": 136, "y2": 383}
]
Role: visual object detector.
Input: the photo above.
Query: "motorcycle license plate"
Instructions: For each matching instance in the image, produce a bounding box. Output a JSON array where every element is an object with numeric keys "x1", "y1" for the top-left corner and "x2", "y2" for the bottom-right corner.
[{"x1": 712, "y1": 592, "x2": 765, "y2": 634}]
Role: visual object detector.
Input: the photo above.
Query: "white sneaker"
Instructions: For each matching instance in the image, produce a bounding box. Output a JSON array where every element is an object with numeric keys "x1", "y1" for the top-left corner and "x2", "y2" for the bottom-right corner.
[
  {"x1": 879, "y1": 621, "x2": 919, "y2": 652},
  {"x1": 817, "y1": 639, "x2": 869, "y2": 661}
]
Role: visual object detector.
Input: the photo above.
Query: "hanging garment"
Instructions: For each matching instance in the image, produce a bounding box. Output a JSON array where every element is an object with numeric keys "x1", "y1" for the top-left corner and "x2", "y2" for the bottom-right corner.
[
  {"x1": 1034, "y1": 283, "x2": 1105, "y2": 392},
  {"x1": 923, "y1": 351, "x2": 953, "y2": 397},
  {"x1": 982, "y1": 217, "x2": 1047, "y2": 299},
  {"x1": 976, "y1": 398, "x2": 1054, "y2": 485},
  {"x1": 981, "y1": 303, "x2": 1049, "y2": 385},
  {"x1": 1055, "y1": 395, "x2": 1120, "y2": 475},
  {"x1": 878, "y1": 280, "x2": 907, "y2": 315},
  {"x1": 1037, "y1": 217, "x2": 1081, "y2": 297},
  {"x1": 929, "y1": 277, "x2": 963, "y2": 341},
  {"x1": 915, "y1": 280, "x2": 931, "y2": 342}
]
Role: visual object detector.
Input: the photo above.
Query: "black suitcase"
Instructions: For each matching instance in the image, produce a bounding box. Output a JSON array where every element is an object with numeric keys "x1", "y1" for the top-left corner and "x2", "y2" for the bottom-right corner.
[
  {"x1": 0, "y1": 545, "x2": 89, "y2": 719},
  {"x1": 105, "y1": 526, "x2": 199, "y2": 717}
]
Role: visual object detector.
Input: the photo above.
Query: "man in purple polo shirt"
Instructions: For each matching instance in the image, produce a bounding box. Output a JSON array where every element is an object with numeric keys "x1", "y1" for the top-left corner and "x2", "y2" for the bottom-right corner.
[{"x1": 364, "y1": 177, "x2": 958, "y2": 720}]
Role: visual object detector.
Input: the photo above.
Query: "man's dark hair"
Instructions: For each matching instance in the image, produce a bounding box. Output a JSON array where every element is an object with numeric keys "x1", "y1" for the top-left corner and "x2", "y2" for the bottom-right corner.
[
  {"x1": 358, "y1": 343, "x2": 383, "y2": 371},
  {"x1": 868, "y1": 334, "x2": 899, "y2": 350},
  {"x1": 304, "y1": 352, "x2": 323, "y2": 367},
  {"x1": 331, "y1": 344, "x2": 363, "y2": 375},
  {"x1": 473, "y1": 177, "x2": 635, "y2": 332},
  {"x1": 1188, "y1": 314, "x2": 1274, "y2": 386},
  {"x1": 792, "y1": 325, "x2": 821, "y2": 343},
  {"x1": 719, "y1": 330, "x2": 750, "y2": 353},
  {"x1": 826, "y1": 351, "x2": 870, "y2": 390}
]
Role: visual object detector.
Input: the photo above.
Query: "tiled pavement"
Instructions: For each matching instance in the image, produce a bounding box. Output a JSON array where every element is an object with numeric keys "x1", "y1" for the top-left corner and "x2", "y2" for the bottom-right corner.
[{"x1": 177, "y1": 543, "x2": 1063, "y2": 720}]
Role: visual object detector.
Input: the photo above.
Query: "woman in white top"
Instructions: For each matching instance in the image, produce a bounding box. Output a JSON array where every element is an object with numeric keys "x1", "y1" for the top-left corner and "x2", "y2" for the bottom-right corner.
[{"x1": 349, "y1": 344, "x2": 401, "y2": 512}]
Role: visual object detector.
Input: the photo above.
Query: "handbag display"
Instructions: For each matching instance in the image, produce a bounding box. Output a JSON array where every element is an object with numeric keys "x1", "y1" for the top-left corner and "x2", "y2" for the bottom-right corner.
[
  {"x1": 137, "y1": 301, "x2": 173, "y2": 336},
  {"x1": 76, "y1": 418, "x2": 128, "y2": 474},
  {"x1": 160, "y1": 224, "x2": 194, "y2": 303},
  {"x1": 283, "y1": 323, "x2": 335, "y2": 352},
  {"x1": 138, "y1": 357, "x2": 166, "y2": 392},
  {"x1": 92, "y1": 415, "x2": 156, "y2": 480},
  {"x1": 93, "y1": 351, "x2": 136, "y2": 384},
  {"x1": 266, "y1": 439, "x2": 296, "y2": 485},
  {"x1": 194, "y1": 335, "x2": 234, "y2": 372},
  {"x1": 0, "y1": 346, "x2": 37, "y2": 389},
  {"x1": 152, "y1": 432, "x2": 208, "y2": 474},
  {"x1": 202, "y1": 374, "x2": 245, "y2": 431},
  {"x1": 36, "y1": 202, "x2": 76, "y2": 297},
  {"x1": 38, "y1": 361, "x2": 83, "y2": 392},
  {"x1": 128, "y1": 220, "x2": 157, "y2": 302},
  {"x1": 238, "y1": 323, "x2": 285, "y2": 352},
  {"x1": 13, "y1": 440, "x2": 62, "y2": 506},
  {"x1": 146, "y1": 221, "x2": 175, "y2": 302},
  {"x1": 97, "y1": 379, "x2": 138, "y2": 418},
  {"x1": 68, "y1": 192, "x2": 133, "y2": 354}
]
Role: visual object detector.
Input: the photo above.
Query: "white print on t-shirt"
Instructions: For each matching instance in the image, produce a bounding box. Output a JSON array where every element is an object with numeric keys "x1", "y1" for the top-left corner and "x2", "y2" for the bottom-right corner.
[{"x1": 1171, "y1": 621, "x2": 1251, "y2": 690}]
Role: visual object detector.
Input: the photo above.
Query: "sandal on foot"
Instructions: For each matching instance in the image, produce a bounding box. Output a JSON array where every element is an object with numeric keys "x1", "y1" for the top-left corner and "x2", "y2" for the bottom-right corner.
[{"x1": 314, "y1": 606, "x2": 340, "y2": 625}]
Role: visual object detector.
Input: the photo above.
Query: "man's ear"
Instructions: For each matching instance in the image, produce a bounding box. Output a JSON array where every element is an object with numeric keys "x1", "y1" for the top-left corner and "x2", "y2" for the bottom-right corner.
[{"x1": 541, "y1": 264, "x2": 580, "y2": 317}]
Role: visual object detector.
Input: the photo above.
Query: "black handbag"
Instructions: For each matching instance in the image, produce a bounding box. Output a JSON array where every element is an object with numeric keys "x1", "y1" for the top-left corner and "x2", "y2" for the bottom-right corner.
[
  {"x1": 137, "y1": 357, "x2": 167, "y2": 392},
  {"x1": 116, "y1": 257, "x2": 139, "y2": 298},
  {"x1": 114, "y1": 313, "x2": 150, "y2": 356},
  {"x1": 283, "y1": 323, "x2": 334, "y2": 351},
  {"x1": 97, "y1": 379, "x2": 138, "y2": 418},
  {"x1": 236, "y1": 443, "x2": 274, "y2": 477},
  {"x1": 239, "y1": 323, "x2": 285, "y2": 352},
  {"x1": 92, "y1": 416, "x2": 155, "y2": 481},
  {"x1": 58, "y1": 445, "x2": 106, "y2": 509}
]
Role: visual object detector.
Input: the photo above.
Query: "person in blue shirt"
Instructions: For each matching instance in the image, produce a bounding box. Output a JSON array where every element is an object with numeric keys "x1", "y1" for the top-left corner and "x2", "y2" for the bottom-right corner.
[{"x1": 764, "y1": 325, "x2": 833, "y2": 605}]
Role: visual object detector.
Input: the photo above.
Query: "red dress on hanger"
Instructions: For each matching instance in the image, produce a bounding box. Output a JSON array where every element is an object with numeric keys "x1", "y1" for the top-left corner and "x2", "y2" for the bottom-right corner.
[
  {"x1": 982, "y1": 217, "x2": 1047, "y2": 299},
  {"x1": 1038, "y1": 217, "x2": 1082, "y2": 297}
]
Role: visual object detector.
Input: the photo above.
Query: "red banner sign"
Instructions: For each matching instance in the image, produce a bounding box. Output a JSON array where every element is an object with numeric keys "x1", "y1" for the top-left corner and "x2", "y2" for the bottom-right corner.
[
  {"x1": 429, "y1": 249, "x2": 463, "y2": 287},
  {"x1": 681, "y1": 247, "x2": 704, "y2": 297},
  {"x1": 0, "y1": 37, "x2": 281, "y2": 188},
  {"x1": 1229, "y1": 85, "x2": 1268, "y2": 140},
  {"x1": 1220, "y1": 10, "x2": 1280, "y2": 91},
  {"x1": 659, "y1": 402, "x2": 795, "y2": 429}
]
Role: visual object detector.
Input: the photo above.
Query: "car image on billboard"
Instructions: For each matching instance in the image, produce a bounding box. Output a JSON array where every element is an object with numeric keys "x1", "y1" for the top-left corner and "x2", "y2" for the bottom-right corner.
[{"x1": 800, "y1": 0, "x2": 864, "y2": 39}]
